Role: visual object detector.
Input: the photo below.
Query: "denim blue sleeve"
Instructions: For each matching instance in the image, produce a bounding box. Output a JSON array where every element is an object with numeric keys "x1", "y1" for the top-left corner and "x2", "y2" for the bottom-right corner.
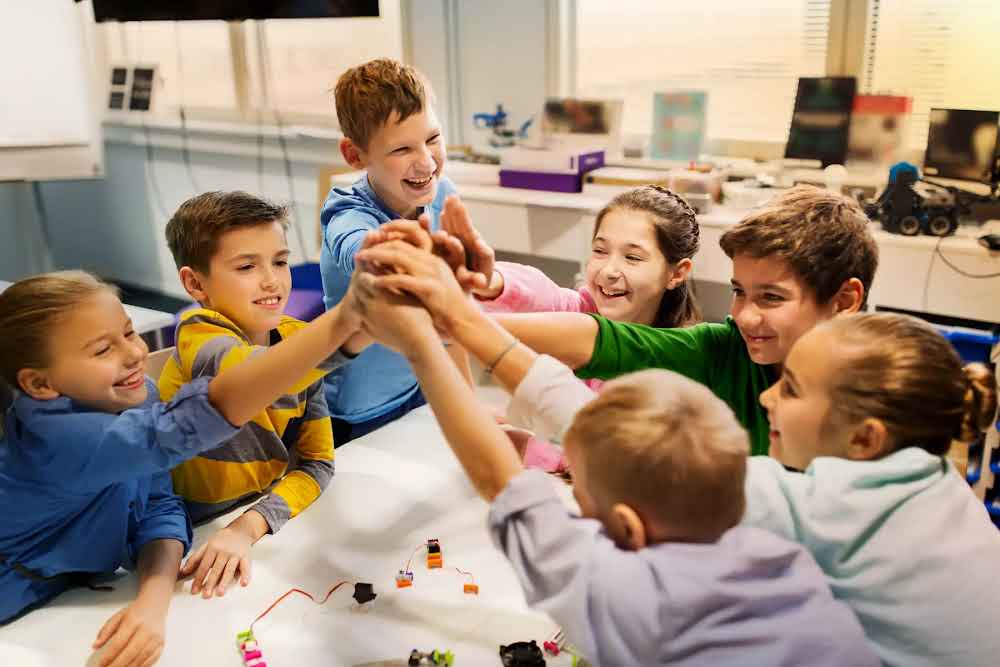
[
  {"x1": 24, "y1": 377, "x2": 238, "y2": 493},
  {"x1": 127, "y1": 472, "x2": 193, "y2": 565},
  {"x1": 324, "y1": 207, "x2": 382, "y2": 276}
]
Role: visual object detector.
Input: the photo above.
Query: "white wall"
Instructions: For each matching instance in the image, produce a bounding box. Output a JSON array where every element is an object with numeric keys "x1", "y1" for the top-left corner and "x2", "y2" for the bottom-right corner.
[{"x1": 1, "y1": 0, "x2": 554, "y2": 296}]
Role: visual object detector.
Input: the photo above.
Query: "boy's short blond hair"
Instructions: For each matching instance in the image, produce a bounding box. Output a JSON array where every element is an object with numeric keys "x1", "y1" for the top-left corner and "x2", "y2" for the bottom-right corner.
[
  {"x1": 565, "y1": 369, "x2": 749, "y2": 541},
  {"x1": 334, "y1": 58, "x2": 431, "y2": 150},
  {"x1": 719, "y1": 185, "x2": 879, "y2": 306}
]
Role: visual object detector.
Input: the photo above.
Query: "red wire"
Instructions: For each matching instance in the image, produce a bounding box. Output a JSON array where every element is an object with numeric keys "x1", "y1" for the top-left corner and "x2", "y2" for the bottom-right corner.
[
  {"x1": 249, "y1": 581, "x2": 350, "y2": 633},
  {"x1": 404, "y1": 544, "x2": 424, "y2": 572}
]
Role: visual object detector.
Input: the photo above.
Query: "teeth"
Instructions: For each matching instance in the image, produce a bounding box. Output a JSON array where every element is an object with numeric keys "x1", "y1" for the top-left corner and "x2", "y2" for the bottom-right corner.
[
  {"x1": 600, "y1": 287, "x2": 627, "y2": 297},
  {"x1": 256, "y1": 297, "x2": 280, "y2": 305},
  {"x1": 405, "y1": 176, "x2": 431, "y2": 186}
]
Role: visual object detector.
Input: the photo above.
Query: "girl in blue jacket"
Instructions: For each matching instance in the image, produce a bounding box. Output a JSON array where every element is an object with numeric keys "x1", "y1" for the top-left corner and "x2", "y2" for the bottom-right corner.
[{"x1": 0, "y1": 271, "x2": 362, "y2": 666}]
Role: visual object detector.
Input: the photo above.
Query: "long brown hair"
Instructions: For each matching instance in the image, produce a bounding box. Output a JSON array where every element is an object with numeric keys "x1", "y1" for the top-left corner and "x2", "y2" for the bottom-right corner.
[
  {"x1": 821, "y1": 313, "x2": 998, "y2": 455},
  {"x1": 0, "y1": 271, "x2": 117, "y2": 392},
  {"x1": 592, "y1": 185, "x2": 701, "y2": 328}
]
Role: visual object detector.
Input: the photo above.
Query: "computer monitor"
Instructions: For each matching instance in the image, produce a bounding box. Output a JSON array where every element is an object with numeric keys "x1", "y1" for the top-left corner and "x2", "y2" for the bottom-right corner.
[
  {"x1": 90, "y1": 0, "x2": 379, "y2": 22},
  {"x1": 924, "y1": 108, "x2": 999, "y2": 184},
  {"x1": 784, "y1": 77, "x2": 857, "y2": 167}
]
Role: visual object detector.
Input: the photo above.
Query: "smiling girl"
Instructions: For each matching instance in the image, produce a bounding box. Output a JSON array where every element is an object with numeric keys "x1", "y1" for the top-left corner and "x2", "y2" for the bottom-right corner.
[{"x1": 745, "y1": 312, "x2": 1000, "y2": 666}]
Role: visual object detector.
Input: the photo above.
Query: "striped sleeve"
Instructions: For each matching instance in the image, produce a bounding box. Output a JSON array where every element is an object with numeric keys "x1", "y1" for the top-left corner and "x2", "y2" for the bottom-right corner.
[
  {"x1": 250, "y1": 381, "x2": 335, "y2": 533},
  {"x1": 171, "y1": 309, "x2": 346, "y2": 398}
]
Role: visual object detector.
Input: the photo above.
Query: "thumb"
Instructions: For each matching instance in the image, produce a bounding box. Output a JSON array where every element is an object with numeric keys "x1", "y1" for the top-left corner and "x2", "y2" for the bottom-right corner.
[
  {"x1": 179, "y1": 544, "x2": 205, "y2": 576},
  {"x1": 418, "y1": 212, "x2": 432, "y2": 232}
]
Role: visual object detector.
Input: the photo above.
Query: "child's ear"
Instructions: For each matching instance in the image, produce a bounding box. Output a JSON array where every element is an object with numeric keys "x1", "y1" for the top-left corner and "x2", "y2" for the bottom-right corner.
[
  {"x1": 178, "y1": 267, "x2": 209, "y2": 305},
  {"x1": 846, "y1": 417, "x2": 893, "y2": 461},
  {"x1": 667, "y1": 258, "x2": 693, "y2": 289},
  {"x1": 16, "y1": 368, "x2": 59, "y2": 401},
  {"x1": 339, "y1": 137, "x2": 367, "y2": 170},
  {"x1": 609, "y1": 503, "x2": 648, "y2": 551},
  {"x1": 832, "y1": 277, "x2": 865, "y2": 315}
]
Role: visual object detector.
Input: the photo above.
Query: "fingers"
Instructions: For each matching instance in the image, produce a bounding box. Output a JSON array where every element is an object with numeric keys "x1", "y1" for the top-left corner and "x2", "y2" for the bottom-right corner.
[
  {"x1": 377, "y1": 219, "x2": 433, "y2": 251},
  {"x1": 197, "y1": 552, "x2": 225, "y2": 599},
  {"x1": 178, "y1": 543, "x2": 205, "y2": 578},
  {"x1": 97, "y1": 619, "x2": 139, "y2": 667},
  {"x1": 94, "y1": 609, "x2": 124, "y2": 648},
  {"x1": 136, "y1": 639, "x2": 164, "y2": 667},
  {"x1": 190, "y1": 548, "x2": 218, "y2": 596},
  {"x1": 239, "y1": 556, "x2": 252, "y2": 587},
  {"x1": 358, "y1": 241, "x2": 435, "y2": 277},
  {"x1": 214, "y1": 555, "x2": 241, "y2": 597}
]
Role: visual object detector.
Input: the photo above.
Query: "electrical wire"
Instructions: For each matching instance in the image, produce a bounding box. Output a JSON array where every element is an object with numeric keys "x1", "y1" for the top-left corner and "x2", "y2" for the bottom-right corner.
[
  {"x1": 936, "y1": 242, "x2": 1000, "y2": 279},
  {"x1": 249, "y1": 581, "x2": 350, "y2": 634},
  {"x1": 174, "y1": 22, "x2": 203, "y2": 193},
  {"x1": 404, "y1": 544, "x2": 424, "y2": 572}
]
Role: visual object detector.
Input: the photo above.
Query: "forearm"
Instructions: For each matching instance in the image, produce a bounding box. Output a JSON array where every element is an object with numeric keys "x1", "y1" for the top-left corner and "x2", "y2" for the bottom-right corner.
[
  {"x1": 446, "y1": 343, "x2": 475, "y2": 387},
  {"x1": 445, "y1": 303, "x2": 539, "y2": 395},
  {"x1": 134, "y1": 539, "x2": 184, "y2": 610},
  {"x1": 408, "y1": 340, "x2": 522, "y2": 501},
  {"x1": 208, "y1": 304, "x2": 357, "y2": 425},
  {"x1": 490, "y1": 312, "x2": 598, "y2": 369}
]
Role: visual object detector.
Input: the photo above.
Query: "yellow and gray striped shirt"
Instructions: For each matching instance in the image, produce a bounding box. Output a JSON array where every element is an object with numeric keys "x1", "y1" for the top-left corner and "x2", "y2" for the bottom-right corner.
[{"x1": 159, "y1": 308, "x2": 346, "y2": 533}]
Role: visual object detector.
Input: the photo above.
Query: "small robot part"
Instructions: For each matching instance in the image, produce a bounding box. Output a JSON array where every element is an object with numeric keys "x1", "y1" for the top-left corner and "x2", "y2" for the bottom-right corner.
[
  {"x1": 499, "y1": 640, "x2": 546, "y2": 667},
  {"x1": 408, "y1": 648, "x2": 455, "y2": 666},
  {"x1": 426, "y1": 539, "x2": 443, "y2": 569},
  {"x1": 352, "y1": 582, "x2": 377, "y2": 605},
  {"x1": 542, "y1": 641, "x2": 560, "y2": 656},
  {"x1": 236, "y1": 630, "x2": 267, "y2": 667},
  {"x1": 463, "y1": 583, "x2": 479, "y2": 595},
  {"x1": 395, "y1": 570, "x2": 414, "y2": 588}
]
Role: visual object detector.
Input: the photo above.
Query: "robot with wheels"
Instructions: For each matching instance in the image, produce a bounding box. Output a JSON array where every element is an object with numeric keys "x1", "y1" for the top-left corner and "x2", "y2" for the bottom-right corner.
[
  {"x1": 863, "y1": 162, "x2": 964, "y2": 237},
  {"x1": 863, "y1": 160, "x2": 1000, "y2": 237}
]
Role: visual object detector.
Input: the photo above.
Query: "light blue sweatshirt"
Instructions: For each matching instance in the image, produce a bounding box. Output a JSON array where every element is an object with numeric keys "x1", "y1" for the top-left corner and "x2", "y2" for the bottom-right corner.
[
  {"x1": 744, "y1": 449, "x2": 1000, "y2": 667},
  {"x1": 319, "y1": 174, "x2": 458, "y2": 423}
]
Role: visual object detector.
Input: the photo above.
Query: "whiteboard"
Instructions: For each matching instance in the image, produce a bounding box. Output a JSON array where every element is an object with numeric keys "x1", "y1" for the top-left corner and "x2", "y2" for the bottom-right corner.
[{"x1": 0, "y1": 0, "x2": 103, "y2": 181}]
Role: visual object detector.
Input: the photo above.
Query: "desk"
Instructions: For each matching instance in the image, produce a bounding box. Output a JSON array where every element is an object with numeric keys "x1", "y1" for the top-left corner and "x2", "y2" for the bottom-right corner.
[
  {"x1": 0, "y1": 280, "x2": 176, "y2": 350},
  {"x1": 0, "y1": 402, "x2": 578, "y2": 667},
  {"x1": 323, "y1": 172, "x2": 1000, "y2": 323}
]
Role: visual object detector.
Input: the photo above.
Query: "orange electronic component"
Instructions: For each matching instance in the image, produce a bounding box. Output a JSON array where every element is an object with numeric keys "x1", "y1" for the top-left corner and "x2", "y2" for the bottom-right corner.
[{"x1": 463, "y1": 583, "x2": 479, "y2": 595}]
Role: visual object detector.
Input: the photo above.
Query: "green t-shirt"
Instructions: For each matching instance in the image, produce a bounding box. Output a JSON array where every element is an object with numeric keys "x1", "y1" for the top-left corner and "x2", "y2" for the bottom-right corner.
[{"x1": 577, "y1": 315, "x2": 776, "y2": 456}]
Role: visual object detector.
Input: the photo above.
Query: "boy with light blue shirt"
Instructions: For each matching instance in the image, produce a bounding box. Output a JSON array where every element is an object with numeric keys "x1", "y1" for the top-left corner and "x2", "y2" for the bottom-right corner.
[{"x1": 320, "y1": 58, "x2": 467, "y2": 443}]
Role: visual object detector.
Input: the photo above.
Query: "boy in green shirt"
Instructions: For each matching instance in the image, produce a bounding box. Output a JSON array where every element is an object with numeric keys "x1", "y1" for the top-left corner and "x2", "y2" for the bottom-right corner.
[{"x1": 488, "y1": 185, "x2": 879, "y2": 456}]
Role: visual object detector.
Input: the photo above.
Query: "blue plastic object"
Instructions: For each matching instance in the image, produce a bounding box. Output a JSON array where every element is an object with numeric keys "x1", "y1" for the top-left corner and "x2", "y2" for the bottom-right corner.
[{"x1": 936, "y1": 327, "x2": 998, "y2": 364}]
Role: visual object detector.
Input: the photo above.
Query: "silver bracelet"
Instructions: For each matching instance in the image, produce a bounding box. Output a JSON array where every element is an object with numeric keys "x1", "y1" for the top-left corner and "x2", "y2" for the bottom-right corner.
[{"x1": 484, "y1": 337, "x2": 518, "y2": 375}]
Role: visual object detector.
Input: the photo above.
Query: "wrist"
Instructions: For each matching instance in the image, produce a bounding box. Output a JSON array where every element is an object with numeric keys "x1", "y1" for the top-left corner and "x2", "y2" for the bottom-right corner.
[{"x1": 230, "y1": 509, "x2": 270, "y2": 542}]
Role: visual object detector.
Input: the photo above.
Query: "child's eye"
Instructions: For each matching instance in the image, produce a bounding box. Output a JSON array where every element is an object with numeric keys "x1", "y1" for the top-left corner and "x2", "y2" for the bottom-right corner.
[
  {"x1": 95, "y1": 346, "x2": 111, "y2": 357},
  {"x1": 125, "y1": 330, "x2": 136, "y2": 338},
  {"x1": 237, "y1": 264, "x2": 254, "y2": 272},
  {"x1": 763, "y1": 293, "x2": 785, "y2": 302},
  {"x1": 731, "y1": 286, "x2": 745, "y2": 297},
  {"x1": 274, "y1": 260, "x2": 288, "y2": 267},
  {"x1": 780, "y1": 378, "x2": 797, "y2": 398},
  {"x1": 626, "y1": 255, "x2": 643, "y2": 262},
  {"x1": 428, "y1": 135, "x2": 441, "y2": 144},
  {"x1": 591, "y1": 247, "x2": 607, "y2": 256}
]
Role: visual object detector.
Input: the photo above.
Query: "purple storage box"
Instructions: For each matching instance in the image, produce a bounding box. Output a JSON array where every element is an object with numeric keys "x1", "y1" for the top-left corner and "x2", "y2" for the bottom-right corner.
[{"x1": 499, "y1": 149, "x2": 605, "y2": 193}]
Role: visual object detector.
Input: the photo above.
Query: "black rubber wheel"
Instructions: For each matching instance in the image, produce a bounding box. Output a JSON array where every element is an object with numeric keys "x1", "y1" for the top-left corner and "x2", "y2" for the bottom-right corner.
[
  {"x1": 928, "y1": 216, "x2": 954, "y2": 237},
  {"x1": 898, "y1": 216, "x2": 921, "y2": 236}
]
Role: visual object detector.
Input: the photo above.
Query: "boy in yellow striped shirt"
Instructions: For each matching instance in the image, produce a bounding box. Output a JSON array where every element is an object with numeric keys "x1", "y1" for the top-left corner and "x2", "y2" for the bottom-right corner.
[{"x1": 160, "y1": 191, "x2": 362, "y2": 598}]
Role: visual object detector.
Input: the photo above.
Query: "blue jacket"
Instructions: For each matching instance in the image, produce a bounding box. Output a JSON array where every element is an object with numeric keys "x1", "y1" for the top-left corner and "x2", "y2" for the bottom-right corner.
[
  {"x1": 0, "y1": 378, "x2": 237, "y2": 623},
  {"x1": 319, "y1": 174, "x2": 457, "y2": 423}
]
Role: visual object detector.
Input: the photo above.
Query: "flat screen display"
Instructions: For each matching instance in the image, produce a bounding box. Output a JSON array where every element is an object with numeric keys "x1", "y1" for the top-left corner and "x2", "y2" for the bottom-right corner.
[
  {"x1": 784, "y1": 77, "x2": 857, "y2": 167},
  {"x1": 924, "y1": 108, "x2": 1000, "y2": 184},
  {"x1": 91, "y1": 1, "x2": 379, "y2": 22}
]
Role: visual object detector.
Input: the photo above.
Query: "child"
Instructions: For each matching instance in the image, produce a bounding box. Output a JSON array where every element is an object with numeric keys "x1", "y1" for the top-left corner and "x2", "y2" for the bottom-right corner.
[
  {"x1": 743, "y1": 312, "x2": 1000, "y2": 666},
  {"x1": 0, "y1": 270, "x2": 361, "y2": 665},
  {"x1": 320, "y1": 58, "x2": 485, "y2": 445},
  {"x1": 478, "y1": 185, "x2": 879, "y2": 456},
  {"x1": 160, "y1": 191, "x2": 360, "y2": 598},
  {"x1": 350, "y1": 261, "x2": 879, "y2": 667},
  {"x1": 469, "y1": 185, "x2": 700, "y2": 470},
  {"x1": 474, "y1": 185, "x2": 700, "y2": 328}
]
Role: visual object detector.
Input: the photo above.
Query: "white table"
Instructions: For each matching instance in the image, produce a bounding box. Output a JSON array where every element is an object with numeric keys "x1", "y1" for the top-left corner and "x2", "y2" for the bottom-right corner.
[
  {"x1": 0, "y1": 280, "x2": 176, "y2": 350},
  {"x1": 0, "y1": 402, "x2": 579, "y2": 667}
]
